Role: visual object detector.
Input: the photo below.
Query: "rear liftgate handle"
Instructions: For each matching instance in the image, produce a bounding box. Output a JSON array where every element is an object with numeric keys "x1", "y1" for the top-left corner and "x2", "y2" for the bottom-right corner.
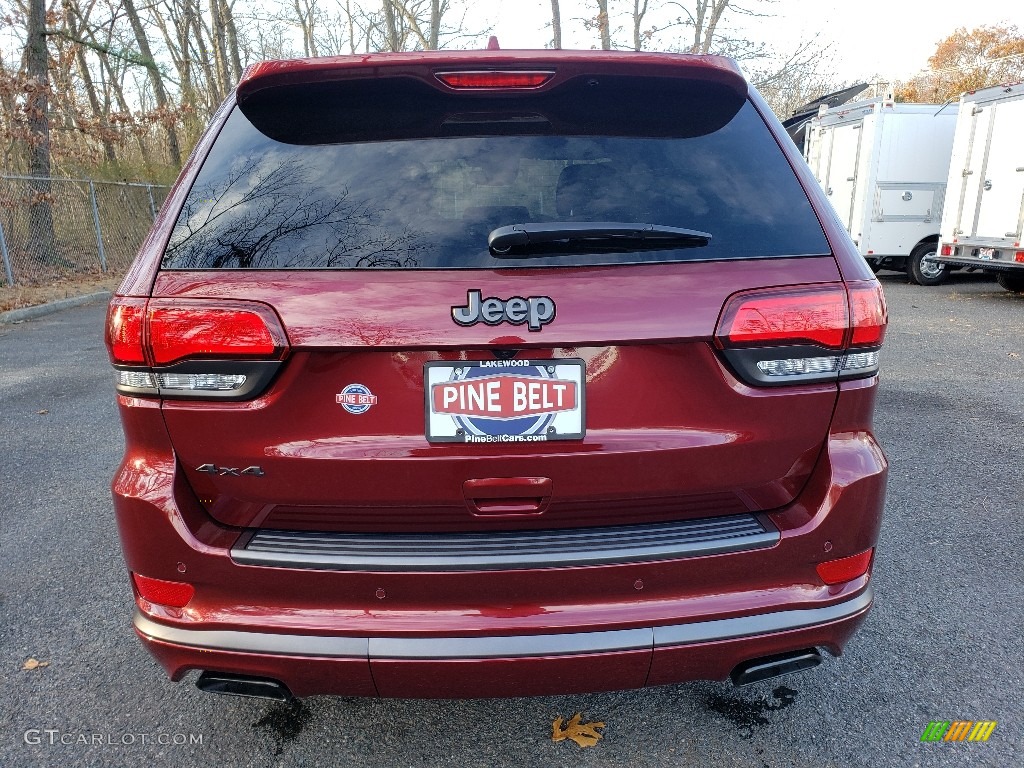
[{"x1": 463, "y1": 477, "x2": 552, "y2": 517}]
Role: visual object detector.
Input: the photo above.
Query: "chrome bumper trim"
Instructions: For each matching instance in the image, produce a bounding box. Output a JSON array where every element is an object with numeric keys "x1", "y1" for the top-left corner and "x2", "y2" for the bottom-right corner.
[{"x1": 133, "y1": 587, "x2": 871, "y2": 660}]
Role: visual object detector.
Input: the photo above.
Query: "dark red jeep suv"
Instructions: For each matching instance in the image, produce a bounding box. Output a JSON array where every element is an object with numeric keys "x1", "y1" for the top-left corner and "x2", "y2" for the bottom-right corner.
[{"x1": 105, "y1": 49, "x2": 887, "y2": 701}]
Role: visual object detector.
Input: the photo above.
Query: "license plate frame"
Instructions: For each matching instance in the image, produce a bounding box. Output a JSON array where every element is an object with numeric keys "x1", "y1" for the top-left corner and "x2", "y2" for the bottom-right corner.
[{"x1": 425, "y1": 359, "x2": 586, "y2": 444}]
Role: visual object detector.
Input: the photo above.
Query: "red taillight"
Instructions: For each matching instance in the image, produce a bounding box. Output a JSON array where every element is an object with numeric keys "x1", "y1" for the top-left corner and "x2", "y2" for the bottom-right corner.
[
  {"x1": 132, "y1": 573, "x2": 195, "y2": 608},
  {"x1": 1015, "y1": 251, "x2": 1024, "y2": 264},
  {"x1": 940, "y1": 244, "x2": 952, "y2": 256},
  {"x1": 147, "y1": 300, "x2": 287, "y2": 365},
  {"x1": 109, "y1": 298, "x2": 289, "y2": 399},
  {"x1": 105, "y1": 297, "x2": 148, "y2": 365},
  {"x1": 715, "y1": 283, "x2": 886, "y2": 386},
  {"x1": 716, "y1": 286, "x2": 848, "y2": 350},
  {"x1": 435, "y1": 70, "x2": 554, "y2": 89},
  {"x1": 816, "y1": 549, "x2": 874, "y2": 585},
  {"x1": 848, "y1": 283, "x2": 887, "y2": 346}
]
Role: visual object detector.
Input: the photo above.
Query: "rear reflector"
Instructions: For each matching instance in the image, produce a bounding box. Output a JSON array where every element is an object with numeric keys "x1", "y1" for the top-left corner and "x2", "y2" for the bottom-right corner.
[
  {"x1": 132, "y1": 573, "x2": 195, "y2": 608},
  {"x1": 816, "y1": 549, "x2": 874, "y2": 585},
  {"x1": 717, "y1": 287, "x2": 848, "y2": 349},
  {"x1": 148, "y1": 301, "x2": 286, "y2": 365},
  {"x1": 435, "y1": 70, "x2": 554, "y2": 89}
]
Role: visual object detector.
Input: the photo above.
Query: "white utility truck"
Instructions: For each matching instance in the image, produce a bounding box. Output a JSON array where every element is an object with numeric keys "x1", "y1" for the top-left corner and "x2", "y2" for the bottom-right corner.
[
  {"x1": 804, "y1": 95, "x2": 958, "y2": 285},
  {"x1": 937, "y1": 82, "x2": 1024, "y2": 293}
]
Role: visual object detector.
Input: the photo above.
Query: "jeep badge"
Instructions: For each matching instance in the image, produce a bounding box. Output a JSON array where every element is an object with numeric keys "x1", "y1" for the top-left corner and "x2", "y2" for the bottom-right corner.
[{"x1": 452, "y1": 290, "x2": 556, "y2": 332}]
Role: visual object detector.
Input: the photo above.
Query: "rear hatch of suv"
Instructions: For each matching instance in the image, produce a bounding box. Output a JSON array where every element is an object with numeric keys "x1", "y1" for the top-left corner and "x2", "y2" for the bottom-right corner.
[{"x1": 118, "y1": 54, "x2": 865, "y2": 537}]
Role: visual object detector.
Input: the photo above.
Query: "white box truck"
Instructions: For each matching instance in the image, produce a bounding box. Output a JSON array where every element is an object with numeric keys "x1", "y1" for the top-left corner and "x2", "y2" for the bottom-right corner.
[
  {"x1": 937, "y1": 82, "x2": 1024, "y2": 293},
  {"x1": 804, "y1": 96, "x2": 958, "y2": 285}
]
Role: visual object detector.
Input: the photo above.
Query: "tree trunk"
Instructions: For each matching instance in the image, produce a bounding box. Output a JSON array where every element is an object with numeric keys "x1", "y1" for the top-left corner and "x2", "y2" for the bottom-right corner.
[
  {"x1": 550, "y1": 0, "x2": 561, "y2": 49},
  {"x1": 292, "y1": 0, "x2": 319, "y2": 57},
  {"x1": 151, "y1": 3, "x2": 192, "y2": 109},
  {"x1": 25, "y1": 0, "x2": 57, "y2": 263},
  {"x1": 346, "y1": 0, "x2": 357, "y2": 53},
  {"x1": 595, "y1": 0, "x2": 611, "y2": 50},
  {"x1": 222, "y1": 0, "x2": 244, "y2": 80},
  {"x1": 122, "y1": 0, "x2": 182, "y2": 165},
  {"x1": 692, "y1": 0, "x2": 707, "y2": 53},
  {"x1": 190, "y1": 3, "x2": 223, "y2": 110},
  {"x1": 694, "y1": 0, "x2": 729, "y2": 54},
  {"x1": 382, "y1": 0, "x2": 401, "y2": 52},
  {"x1": 428, "y1": 0, "x2": 440, "y2": 50},
  {"x1": 632, "y1": 0, "x2": 649, "y2": 51},
  {"x1": 209, "y1": 0, "x2": 232, "y2": 92}
]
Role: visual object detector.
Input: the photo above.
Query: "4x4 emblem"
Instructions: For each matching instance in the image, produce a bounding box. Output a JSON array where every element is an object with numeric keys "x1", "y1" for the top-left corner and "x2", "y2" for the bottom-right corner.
[
  {"x1": 196, "y1": 464, "x2": 264, "y2": 477},
  {"x1": 452, "y1": 289, "x2": 555, "y2": 332}
]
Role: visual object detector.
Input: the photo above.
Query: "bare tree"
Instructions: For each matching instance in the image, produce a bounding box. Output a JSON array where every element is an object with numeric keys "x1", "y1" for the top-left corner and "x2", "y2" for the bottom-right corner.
[
  {"x1": 24, "y1": 0, "x2": 56, "y2": 261},
  {"x1": 63, "y1": 0, "x2": 117, "y2": 163},
  {"x1": 209, "y1": 0, "x2": 233, "y2": 88},
  {"x1": 688, "y1": 0, "x2": 729, "y2": 54},
  {"x1": 594, "y1": 0, "x2": 612, "y2": 50},
  {"x1": 223, "y1": 0, "x2": 244, "y2": 79},
  {"x1": 550, "y1": 0, "x2": 562, "y2": 49},
  {"x1": 632, "y1": 0, "x2": 649, "y2": 50},
  {"x1": 381, "y1": 0, "x2": 402, "y2": 51},
  {"x1": 121, "y1": 0, "x2": 182, "y2": 165},
  {"x1": 289, "y1": 0, "x2": 321, "y2": 57},
  {"x1": 750, "y1": 38, "x2": 844, "y2": 119}
]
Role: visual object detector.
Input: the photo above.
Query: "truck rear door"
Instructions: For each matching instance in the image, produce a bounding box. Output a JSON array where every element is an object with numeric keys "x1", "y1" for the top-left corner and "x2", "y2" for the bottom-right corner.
[
  {"x1": 823, "y1": 121, "x2": 864, "y2": 232},
  {"x1": 974, "y1": 97, "x2": 1024, "y2": 241},
  {"x1": 952, "y1": 105, "x2": 992, "y2": 239}
]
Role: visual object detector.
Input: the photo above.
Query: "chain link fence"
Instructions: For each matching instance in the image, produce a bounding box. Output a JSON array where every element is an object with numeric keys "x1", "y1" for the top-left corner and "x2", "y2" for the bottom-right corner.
[{"x1": 0, "y1": 175, "x2": 171, "y2": 287}]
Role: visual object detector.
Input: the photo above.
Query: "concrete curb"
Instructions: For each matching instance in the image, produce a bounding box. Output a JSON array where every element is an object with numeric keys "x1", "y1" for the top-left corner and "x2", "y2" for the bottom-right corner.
[{"x1": 0, "y1": 290, "x2": 112, "y2": 324}]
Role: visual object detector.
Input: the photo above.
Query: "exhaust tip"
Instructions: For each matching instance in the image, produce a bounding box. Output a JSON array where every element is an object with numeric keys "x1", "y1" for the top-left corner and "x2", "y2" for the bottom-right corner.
[
  {"x1": 196, "y1": 671, "x2": 293, "y2": 701},
  {"x1": 730, "y1": 649, "x2": 822, "y2": 687}
]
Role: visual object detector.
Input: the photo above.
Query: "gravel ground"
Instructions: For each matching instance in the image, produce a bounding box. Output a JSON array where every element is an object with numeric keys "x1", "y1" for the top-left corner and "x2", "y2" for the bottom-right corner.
[{"x1": 0, "y1": 273, "x2": 1020, "y2": 767}]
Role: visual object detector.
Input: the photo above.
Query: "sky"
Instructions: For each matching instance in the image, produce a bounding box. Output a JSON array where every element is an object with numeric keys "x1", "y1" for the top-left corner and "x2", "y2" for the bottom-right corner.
[{"x1": 468, "y1": 0, "x2": 1022, "y2": 84}]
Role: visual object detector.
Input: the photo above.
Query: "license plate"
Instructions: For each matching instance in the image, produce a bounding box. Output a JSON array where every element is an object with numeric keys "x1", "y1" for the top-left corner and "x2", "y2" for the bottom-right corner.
[
  {"x1": 425, "y1": 359, "x2": 585, "y2": 443},
  {"x1": 979, "y1": 248, "x2": 995, "y2": 260}
]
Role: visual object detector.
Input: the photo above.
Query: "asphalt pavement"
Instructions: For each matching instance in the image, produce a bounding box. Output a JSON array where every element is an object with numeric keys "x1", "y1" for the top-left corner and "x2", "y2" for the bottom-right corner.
[{"x1": 0, "y1": 273, "x2": 1021, "y2": 767}]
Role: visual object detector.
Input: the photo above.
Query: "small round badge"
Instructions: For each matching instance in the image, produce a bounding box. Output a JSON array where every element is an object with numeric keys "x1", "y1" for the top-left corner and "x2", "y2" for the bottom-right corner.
[{"x1": 336, "y1": 383, "x2": 378, "y2": 415}]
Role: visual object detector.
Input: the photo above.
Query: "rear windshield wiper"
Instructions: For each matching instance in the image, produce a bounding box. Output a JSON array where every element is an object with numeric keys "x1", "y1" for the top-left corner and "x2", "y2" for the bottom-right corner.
[{"x1": 488, "y1": 222, "x2": 711, "y2": 258}]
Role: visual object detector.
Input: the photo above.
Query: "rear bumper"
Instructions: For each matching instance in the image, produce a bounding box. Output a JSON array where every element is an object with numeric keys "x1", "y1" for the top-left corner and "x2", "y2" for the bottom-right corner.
[
  {"x1": 938, "y1": 257, "x2": 1024, "y2": 272},
  {"x1": 135, "y1": 588, "x2": 871, "y2": 698},
  {"x1": 113, "y1": 380, "x2": 886, "y2": 698}
]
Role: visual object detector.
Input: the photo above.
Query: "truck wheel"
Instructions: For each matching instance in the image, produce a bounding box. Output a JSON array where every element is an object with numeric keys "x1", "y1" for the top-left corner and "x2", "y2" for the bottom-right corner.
[
  {"x1": 996, "y1": 272, "x2": 1024, "y2": 293},
  {"x1": 908, "y1": 243, "x2": 949, "y2": 286}
]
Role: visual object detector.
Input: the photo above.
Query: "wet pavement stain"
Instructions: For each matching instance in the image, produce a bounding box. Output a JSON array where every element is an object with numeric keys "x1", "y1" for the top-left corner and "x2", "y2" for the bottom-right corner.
[
  {"x1": 253, "y1": 699, "x2": 312, "y2": 755},
  {"x1": 705, "y1": 685, "x2": 799, "y2": 729}
]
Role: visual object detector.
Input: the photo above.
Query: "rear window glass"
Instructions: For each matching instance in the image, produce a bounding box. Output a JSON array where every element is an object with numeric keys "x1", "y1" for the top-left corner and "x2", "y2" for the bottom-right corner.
[{"x1": 162, "y1": 77, "x2": 829, "y2": 270}]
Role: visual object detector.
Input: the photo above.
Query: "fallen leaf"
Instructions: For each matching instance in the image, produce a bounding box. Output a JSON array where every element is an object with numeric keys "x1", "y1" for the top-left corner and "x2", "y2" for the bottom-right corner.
[
  {"x1": 36, "y1": 409, "x2": 48, "y2": 415},
  {"x1": 552, "y1": 713, "x2": 605, "y2": 748},
  {"x1": 22, "y1": 658, "x2": 50, "y2": 671}
]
